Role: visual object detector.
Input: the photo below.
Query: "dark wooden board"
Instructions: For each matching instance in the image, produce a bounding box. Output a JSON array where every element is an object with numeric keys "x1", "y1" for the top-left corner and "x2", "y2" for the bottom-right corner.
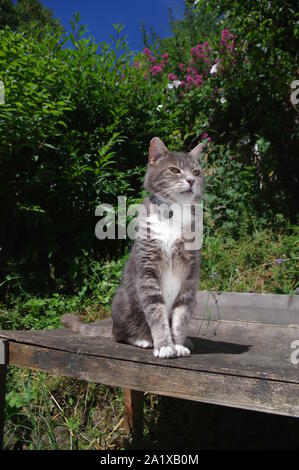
[
  {"x1": 5, "y1": 342, "x2": 299, "y2": 418},
  {"x1": 1, "y1": 319, "x2": 299, "y2": 383}
]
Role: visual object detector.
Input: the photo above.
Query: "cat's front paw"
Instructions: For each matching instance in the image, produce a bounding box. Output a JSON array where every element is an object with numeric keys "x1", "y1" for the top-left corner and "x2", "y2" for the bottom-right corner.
[
  {"x1": 153, "y1": 345, "x2": 177, "y2": 359},
  {"x1": 174, "y1": 344, "x2": 191, "y2": 357}
]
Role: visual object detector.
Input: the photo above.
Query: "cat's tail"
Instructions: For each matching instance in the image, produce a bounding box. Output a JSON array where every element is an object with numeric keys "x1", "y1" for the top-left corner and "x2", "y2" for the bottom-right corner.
[{"x1": 61, "y1": 314, "x2": 113, "y2": 338}]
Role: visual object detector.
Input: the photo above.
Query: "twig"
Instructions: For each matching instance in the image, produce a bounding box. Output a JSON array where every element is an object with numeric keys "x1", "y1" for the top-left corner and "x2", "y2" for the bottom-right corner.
[
  {"x1": 49, "y1": 392, "x2": 63, "y2": 413},
  {"x1": 106, "y1": 417, "x2": 124, "y2": 441}
]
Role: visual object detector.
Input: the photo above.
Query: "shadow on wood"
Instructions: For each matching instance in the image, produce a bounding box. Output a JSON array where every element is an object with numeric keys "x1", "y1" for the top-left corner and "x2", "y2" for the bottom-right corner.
[{"x1": 189, "y1": 336, "x2": 252, "y2": 355}]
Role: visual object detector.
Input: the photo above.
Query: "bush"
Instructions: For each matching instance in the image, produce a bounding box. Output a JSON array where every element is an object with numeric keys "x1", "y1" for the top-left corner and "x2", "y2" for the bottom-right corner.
[{"x1": 0, "y1": 3, "x2": 298, "y2": 294}]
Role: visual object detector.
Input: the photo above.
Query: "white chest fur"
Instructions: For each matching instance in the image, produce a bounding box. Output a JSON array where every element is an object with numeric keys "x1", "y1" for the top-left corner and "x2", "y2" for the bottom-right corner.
[
  {"x1": 161, "y1": 266, "x2": 182, "y2": 315},
  {"x1": 146, "y1": 211, "x2": 188, "y2": 315},
  {"x1": 146, "y1": 212, "x2": 183, "y2": 252},
  {"x1": 138, "y1": 205, "x2": 193, "y2": 314}
]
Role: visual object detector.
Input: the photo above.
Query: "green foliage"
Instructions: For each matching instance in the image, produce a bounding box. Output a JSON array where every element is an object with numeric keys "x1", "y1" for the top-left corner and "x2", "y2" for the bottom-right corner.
[
  {"x1": 1, "y1": 4, "x2": 298, "y2": 291},
  {"x1": 193, "y1": 0, "x2": 299, "y2": 217},
  {"x1": 0, "y1": 0, "x2": 18, "y2": 30},
  {"x1": 200, "y1": 227, "x2": 299, "y2": 294},
  {"x1": 4, "y1": 369, "x2": 125, "y2": 449},
  {"x1": 150, "y1": 0, "x2": 299, "y2": 219},
  {"x1": 0, "y1": 22, "x2": 136, "y2": 290},
  {"x1": 0, "y1": 0, "x2": 63, "y2": 34},
  {"x1": 1, "y1": 228, "x2": 297, "y2": 335}
]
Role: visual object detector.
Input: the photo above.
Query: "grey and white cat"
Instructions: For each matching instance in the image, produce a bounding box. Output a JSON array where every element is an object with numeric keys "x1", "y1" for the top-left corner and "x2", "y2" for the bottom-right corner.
[{"x1": 62, "y1": 137, "x2": 205, "y2": 359}]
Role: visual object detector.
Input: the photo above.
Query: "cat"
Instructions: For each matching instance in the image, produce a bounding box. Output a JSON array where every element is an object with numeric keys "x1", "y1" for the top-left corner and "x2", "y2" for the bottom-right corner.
[{"x1": 62, "y1": 137, "x2": 205, "y2": 359}]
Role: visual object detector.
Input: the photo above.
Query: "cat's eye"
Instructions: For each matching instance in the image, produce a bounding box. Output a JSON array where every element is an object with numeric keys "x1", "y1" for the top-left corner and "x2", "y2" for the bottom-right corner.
[
  {"x1": 193, "y1": 169, "x2": 201, "y2": 176},
  {"x1": 169, "y1": 167, "x2": 181, "y2": 174}
]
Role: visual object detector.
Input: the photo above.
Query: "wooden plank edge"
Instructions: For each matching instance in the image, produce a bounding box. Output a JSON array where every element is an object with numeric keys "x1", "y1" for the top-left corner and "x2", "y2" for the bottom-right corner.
[
  {"x1": 196, "y1": 291, "x2": 299, "y2": 310},
  {"x1": 7, "y1": 342, "x2": 299, "y2": 419},
  {"x1": 3, "y1": 335, "x2": 299, "y2": 386}
]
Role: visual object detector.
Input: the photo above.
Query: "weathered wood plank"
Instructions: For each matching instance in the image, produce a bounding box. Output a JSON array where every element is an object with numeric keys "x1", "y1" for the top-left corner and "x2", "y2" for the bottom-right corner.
[
  {"x1": 1, "y1": 320, "x2": 298, "y2": 383},
  {"x1": 197, "y1": 291, "x2": 299, "y2": 310},
  {"x1": 6, "y1": 342, "x2": 299, "y2": 418},
  {"x1": 195, "y1": 291, "x2": 299, "y2": 325}
]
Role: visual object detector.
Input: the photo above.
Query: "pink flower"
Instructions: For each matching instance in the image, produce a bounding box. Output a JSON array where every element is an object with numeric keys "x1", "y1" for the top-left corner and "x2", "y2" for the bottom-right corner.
[
  {"x1": 150, "y1": 64, "x2": 163, "y2": 76},
  {"x1": 186, "y1": 75, "x2": 196, "y2": 89},
  {"x1": 220, "y1": 29, "x2": 235, "y2": 52},
  {"x1": 201, "y1": 132, "x2": 211, "y2": 142},
  {"x1": 168, "y1": 73, "x2": 178, "y2": 81},
  {"x1": 221, "y1": 29, "x2": 234, "y2": 42},
  {"x1": 186, "y1": 73, "x2": 203, "y2": 88},
  {"x1": 187, "y1": 65, "x2": 197, "y2": 74},
  {"x1": 162, "y1": 53, "x2": 169, "y2": 63},
  {"x1": 178, "y1": 63, "x2": 185, "y2": 71},
  {"x1": 191, "y1": 43, "x2": 209, "y2": 60},
  {"x1": 135, "y1": 61, "x2": 140, "y2": 69},
  {"x1": 143, "y1": 48, "x2": 152, "y2": 56},
  {"x1": 150, "y1": 56, "x2": 156, "y2": 64},
  {"x1": 194, "y1": 74, "x2": 203, "y2": 86}
]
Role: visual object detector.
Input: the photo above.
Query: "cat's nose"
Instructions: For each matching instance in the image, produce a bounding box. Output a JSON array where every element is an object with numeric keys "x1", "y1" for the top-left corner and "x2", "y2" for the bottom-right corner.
[{"x1": 186, "y1": 178, "x2": 195, "y2": 187}]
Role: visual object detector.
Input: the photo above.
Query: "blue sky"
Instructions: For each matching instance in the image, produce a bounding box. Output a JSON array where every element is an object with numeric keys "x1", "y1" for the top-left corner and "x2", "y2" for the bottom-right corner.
[{"x1": 41, "y1": 0, "x2": 185, "y2": 51}]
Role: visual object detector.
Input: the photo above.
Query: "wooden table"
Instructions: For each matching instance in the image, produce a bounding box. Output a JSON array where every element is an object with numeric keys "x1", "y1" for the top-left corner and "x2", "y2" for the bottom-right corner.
[{"x1": 1, "y1": 291, "x2": 299, "y2": 448}]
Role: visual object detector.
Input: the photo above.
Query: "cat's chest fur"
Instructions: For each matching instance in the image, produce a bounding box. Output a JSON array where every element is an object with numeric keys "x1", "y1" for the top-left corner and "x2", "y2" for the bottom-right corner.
[
  {"x1": 146, "y1": 211, "x2": 184, "y2": 252},
  {"x1": 161, "y1": 262, "x2": 182, "y2": 315},
  {"x1": 145, "y1": 204, "x2": 193, "y2": 250},
  {"x1": 146, "y1": 210, "x2": 190, "y2": 315}
]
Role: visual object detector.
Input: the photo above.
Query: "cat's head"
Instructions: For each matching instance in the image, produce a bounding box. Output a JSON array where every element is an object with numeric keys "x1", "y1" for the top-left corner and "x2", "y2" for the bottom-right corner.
[{"x1": 144, "y1": 137, "x2": 205, "y2": 204}]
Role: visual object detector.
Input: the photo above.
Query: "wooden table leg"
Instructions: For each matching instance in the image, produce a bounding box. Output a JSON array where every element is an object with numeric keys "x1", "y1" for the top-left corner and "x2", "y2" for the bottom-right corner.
[
  {"x1": 0, "y1": 340, "x2": 8, "y2": 450},
  {"x1": 123, "y1": 388, "x2": 144, "y2": 439}
]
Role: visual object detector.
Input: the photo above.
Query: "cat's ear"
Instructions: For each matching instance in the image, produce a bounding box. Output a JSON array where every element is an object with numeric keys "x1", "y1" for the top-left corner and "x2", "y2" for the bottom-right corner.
[
  {"x1": 149, "y1": 137, "x2": 168, "y2": 165},
  {"x1": 190, "y1": 142, "x2": 203, "y2": 160}
]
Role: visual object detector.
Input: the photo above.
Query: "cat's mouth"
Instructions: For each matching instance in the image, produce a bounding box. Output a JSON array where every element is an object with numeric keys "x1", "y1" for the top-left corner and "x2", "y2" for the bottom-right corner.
[{"x1": 181, "y1": 189, "x2": 193, "y2": 194}]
